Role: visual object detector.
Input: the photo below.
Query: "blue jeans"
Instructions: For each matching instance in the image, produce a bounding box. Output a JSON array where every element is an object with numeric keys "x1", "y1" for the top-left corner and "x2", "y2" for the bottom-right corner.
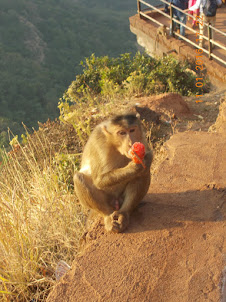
[{"x1": 170, "y1": 8, "x2": 187, "y2": 38}]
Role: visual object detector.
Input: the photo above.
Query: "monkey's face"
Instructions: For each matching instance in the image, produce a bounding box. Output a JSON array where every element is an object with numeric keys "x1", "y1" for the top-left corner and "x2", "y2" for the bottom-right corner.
[
  {"x1": 115, "y1": 126, "x2": 142, "y2": 158},
  {"x1": 102, "y1": 114, "x2": 144, "y2": 158}
]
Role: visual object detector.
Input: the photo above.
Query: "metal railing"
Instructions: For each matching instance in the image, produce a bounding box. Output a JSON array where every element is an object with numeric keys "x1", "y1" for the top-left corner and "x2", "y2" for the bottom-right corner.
[{"x1": 137, "y1": 0, "x2": 226, "y2": 66}]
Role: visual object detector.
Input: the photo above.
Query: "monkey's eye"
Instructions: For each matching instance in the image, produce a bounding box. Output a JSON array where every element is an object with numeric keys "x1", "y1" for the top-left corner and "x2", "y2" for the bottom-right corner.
[
  {"x1": 129, "y1": 128, "x2": 135, "y2": 133},
  {"x1": 118, "y1": 131, "x2": 126, "y2": 136}
]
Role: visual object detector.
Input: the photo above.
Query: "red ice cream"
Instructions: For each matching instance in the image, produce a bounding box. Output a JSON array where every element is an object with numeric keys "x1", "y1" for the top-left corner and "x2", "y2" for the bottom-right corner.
[{"x1": 128, "y1": 142, "x2": 145, "y2": 165}]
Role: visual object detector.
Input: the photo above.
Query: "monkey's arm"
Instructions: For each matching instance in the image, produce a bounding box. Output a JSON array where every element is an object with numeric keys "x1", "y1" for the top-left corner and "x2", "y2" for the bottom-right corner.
[
  {"x1": 95, "y1": 164, "x2": 141, "y2": 189},
  {"x1": 95, "y1": 151, "x2": 152, "y2": 190}
]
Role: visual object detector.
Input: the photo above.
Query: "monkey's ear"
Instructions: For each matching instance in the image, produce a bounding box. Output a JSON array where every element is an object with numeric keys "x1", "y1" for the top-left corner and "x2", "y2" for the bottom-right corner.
[
  {"x1": 102, "y1": 124, "x2": 111, "y2": 136},
  {"x1": 136, "y1": 112, "x2": 141, "y2": 119}
]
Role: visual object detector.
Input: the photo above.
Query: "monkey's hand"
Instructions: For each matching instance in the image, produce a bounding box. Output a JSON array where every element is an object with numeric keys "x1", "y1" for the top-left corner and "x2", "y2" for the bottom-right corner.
[
  {"x1": 143, "y1": 151, "x2": 153, "y2": 169},
  {"x1": 128, "y1": 150, "x2": 152, "y2": 174},
  {"x1": 104, "y1": 211, "x2": 129, "y2": 233},
  {"x1": 95, "y1": 150, "x2": 153, "y2": 189},
  {"x1": 129, "y1": 142, "x2": 145, "y2": 165},
  {"x1": 127, "y1": 161, "x2": 146, "y2": 180}
]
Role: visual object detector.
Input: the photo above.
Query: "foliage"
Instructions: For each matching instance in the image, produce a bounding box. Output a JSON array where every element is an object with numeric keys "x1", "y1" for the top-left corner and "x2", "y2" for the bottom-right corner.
[
  {"x1": 53, "y1": 153, "x2": 81, "y2": 191},
  {"x1": 58, "y1": 95, "x2": 110, "y2": 145},
  {"x1": 64, "y1": 53, "x2": 202, "y2": 102}
]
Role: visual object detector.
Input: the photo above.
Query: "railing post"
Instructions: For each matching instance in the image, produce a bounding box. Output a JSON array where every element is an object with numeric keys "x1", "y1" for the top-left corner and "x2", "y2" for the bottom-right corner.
[
  {"x1": 170, "y1": 3, "x2": 174, "y2": 37},
  {"x1": 208, "y1": 23, "x2": 212, "y2": 60},
  {"x1": 137, "y1": 0, "x2": 141, "y2": 18}
]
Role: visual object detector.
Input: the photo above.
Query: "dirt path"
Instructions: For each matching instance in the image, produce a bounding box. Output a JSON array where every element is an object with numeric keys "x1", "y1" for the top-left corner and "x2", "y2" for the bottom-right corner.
[{"x1": 47, "y1": 92, "x2": 226, "y2": 302}]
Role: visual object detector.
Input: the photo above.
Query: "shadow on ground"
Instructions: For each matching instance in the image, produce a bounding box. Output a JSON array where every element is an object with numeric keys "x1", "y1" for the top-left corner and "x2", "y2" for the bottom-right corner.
[{"x1": 129, "y1": 187, "x2": 226, "y2": 234}]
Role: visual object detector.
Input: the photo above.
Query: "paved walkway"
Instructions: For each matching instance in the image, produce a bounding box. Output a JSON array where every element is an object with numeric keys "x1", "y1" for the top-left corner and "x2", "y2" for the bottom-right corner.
[{"x1": 144, "y1": 5, "x2": 226, "y2": 66}]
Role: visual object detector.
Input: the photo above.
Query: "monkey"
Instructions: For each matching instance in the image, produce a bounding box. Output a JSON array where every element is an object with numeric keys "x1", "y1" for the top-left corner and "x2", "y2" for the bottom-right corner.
[{"x1": 73, "y1": 113, "x2": 153, "y2": 233}]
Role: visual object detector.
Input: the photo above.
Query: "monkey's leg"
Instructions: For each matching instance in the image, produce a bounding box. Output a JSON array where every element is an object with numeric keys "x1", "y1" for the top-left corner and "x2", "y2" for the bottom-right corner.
[
  {"x1": 121, "y1": 174, "x2": 150, "y2": 213},
  {"x1": 107, "y1": 174, "x2": 150, "y2": 233},
  {"x1": 74, "y1": 172, "x2": 114, "y2": 216}
]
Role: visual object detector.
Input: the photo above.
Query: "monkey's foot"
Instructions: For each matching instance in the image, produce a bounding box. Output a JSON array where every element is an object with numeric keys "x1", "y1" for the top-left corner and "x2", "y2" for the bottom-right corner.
[{"x1": 104, "y1": 211, "x2": 129, "y2": 233}]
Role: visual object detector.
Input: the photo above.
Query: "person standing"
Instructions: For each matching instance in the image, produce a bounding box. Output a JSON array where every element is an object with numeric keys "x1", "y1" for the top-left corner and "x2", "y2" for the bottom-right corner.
[
  {"x1": 164, "y1": 0, "x2": 169, "y2": 13},
  {"x1": 170, "y1": 0, "x2": 189, "y2": 39},
  {"x1": 188, "y1": 0, "x2": 200, "y2": 28},
  {"x1": 188, "y1": 0, "x2": 222, "y2": 48}
]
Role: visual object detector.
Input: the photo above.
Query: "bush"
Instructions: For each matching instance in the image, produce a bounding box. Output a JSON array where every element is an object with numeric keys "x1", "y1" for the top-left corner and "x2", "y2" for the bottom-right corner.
[{"x1": 64, "y1": 52, "x2": 205, "y2": 101}]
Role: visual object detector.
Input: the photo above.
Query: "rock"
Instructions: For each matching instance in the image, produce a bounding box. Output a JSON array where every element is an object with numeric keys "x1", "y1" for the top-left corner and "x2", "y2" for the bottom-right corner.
[
  {"x1": 135, "y1": 93, "x2": 192, "y2": 119},
  {"x1": 209, "y1": 100, "x2": 226, "y2": 133}
]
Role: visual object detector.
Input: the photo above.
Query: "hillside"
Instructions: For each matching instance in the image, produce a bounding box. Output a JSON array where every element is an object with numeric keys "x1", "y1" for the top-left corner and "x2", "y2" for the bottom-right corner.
[
  {"x1": 0, "y1": 0, "x2": 139, "y2": 147},
  {"x1": 47, "y1": 91, "x2": 226, "y2": 302}
]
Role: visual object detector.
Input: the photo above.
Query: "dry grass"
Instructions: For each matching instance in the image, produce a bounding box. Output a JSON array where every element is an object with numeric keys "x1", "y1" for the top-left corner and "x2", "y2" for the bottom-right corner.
[
  {"x1": 0, "y1": 129, "x2": 87, "y2": 301},
  {"x1": 58, "y1": 95, "x2": 122, "y2": 145}
]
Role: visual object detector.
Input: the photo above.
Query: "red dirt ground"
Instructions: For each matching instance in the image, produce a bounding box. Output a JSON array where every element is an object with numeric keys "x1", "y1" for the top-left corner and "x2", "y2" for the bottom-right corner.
[{"x1": 47, "y1": 92, "x2": 226, "y2": 302}]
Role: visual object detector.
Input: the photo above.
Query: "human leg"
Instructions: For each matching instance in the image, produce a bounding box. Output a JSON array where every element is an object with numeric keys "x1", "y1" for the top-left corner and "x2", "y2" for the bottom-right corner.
[
  {"x1": 179, "y1": 12, "x2": 187, "y2": 38},
  {"x1": 199, "y1": 13, "x2": 206, "y2": 47},
  {"x1": 170, "y1": 8, "x2": 178, "y2": 36},
  {"x1": 208, "y1": 16, "x2": 216, "y2": 47}
]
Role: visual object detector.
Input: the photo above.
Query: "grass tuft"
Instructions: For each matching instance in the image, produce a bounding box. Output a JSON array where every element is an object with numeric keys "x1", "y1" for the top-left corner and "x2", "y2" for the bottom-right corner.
[{"x1": 0, "y1": 128, "x2": 87, "y2": 301}]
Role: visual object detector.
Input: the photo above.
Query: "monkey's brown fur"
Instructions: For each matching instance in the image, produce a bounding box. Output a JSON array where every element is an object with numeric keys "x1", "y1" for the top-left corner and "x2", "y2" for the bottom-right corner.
[{"x1": 74, "y1": 113, "x2": 153, "y2": 233}]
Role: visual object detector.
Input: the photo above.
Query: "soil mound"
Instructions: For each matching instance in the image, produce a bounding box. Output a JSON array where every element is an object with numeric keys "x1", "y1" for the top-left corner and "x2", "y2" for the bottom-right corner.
[
  {"x1": 209, "y1": 100, "x2": 226, "y2": 133},
  {"x1": 135, "y1": 93, "x2": 192, "y2": 119},
  {"x1": 47, "y1": 130, "x2": 226, "y2": 302}
]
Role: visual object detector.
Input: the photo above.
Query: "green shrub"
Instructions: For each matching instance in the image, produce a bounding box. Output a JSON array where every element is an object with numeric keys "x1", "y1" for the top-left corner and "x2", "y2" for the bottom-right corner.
[{"x1": 63, "y1": 52, "x2": 205, "y2": 102}]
